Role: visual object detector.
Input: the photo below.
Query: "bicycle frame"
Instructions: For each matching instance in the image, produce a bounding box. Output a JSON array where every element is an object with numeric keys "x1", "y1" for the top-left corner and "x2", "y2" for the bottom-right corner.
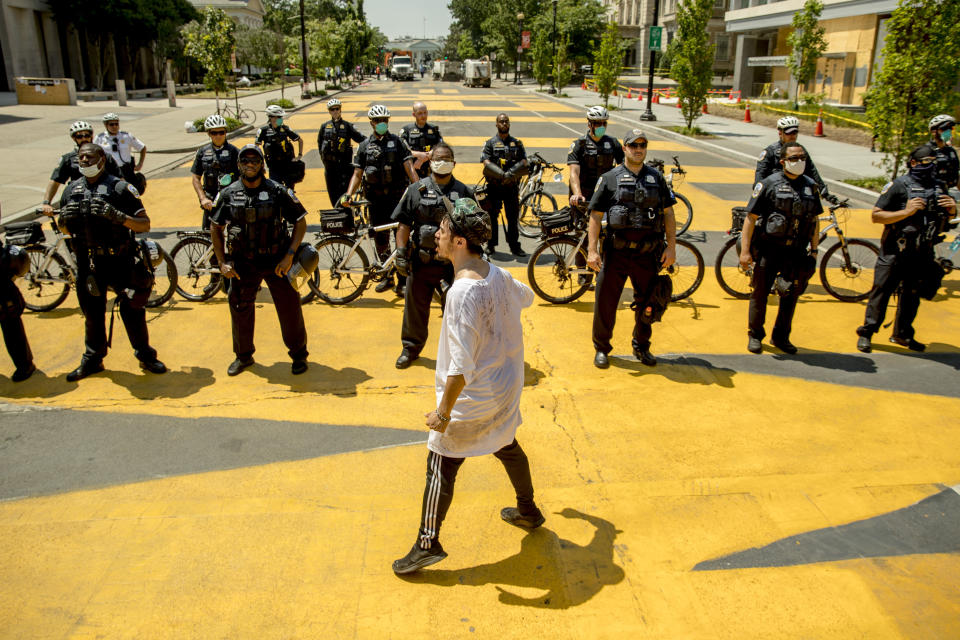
[
  {"x1": 176, "y1": 231, "x2": 219, "y2": 279},
  {"x1": 323, "y1": 219, "x2": 400, "y2": 280},
  {"x1": 29, "y1": 225, "x2": 78, "y2": 286}
]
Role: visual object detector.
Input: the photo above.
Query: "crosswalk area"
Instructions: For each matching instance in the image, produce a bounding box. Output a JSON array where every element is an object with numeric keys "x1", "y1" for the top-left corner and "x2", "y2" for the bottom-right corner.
[{"x1": 1, "y1": 80, "x2": 959, "y2": 638}]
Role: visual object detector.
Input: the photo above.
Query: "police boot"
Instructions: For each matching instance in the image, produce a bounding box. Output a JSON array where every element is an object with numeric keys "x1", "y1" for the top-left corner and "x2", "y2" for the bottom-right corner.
[
  {"x1": 747, "y1": 337, "x2": 763, "y2": 354},
  {"x1": 66, "y1": 359, "x2": 105, "y2": 382},
  {"x1": 856, "y1": 336, "x2": 872, "y2": 353},
  {"x1": 633, "y1": 347, "x2": 657, "y2": 366},
  {"x1": 139, "y1": 358, "x2": 168, "y2": 374},
  {"x1": 889, "y1": 336, "x2": 926, "y2": 352},
  {"x1": 11, "y1": 363, "x2": 36, "y2": 382},
  {"x1": 375, "y1": 274, "x2": 395, "y2": 293},
  {"x1": 771, "y1": 337, "x2": 798, "y2": 355}
]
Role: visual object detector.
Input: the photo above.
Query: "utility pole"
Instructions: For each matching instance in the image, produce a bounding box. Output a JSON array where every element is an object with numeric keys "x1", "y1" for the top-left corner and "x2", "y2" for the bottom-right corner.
[
  {"x1": 299, "y1": 0, "x2": 309, "y2": 97},
  {"x1": 548, "y1": 0, "x2": 558, "y2": 94},
  {"x1": 640, "y1": 0, "x2": 660, "y2": 121}
]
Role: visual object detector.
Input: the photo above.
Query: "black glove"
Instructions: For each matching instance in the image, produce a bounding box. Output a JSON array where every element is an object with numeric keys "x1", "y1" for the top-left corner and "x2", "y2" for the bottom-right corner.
[
  {"x1": 503, "y1": 165, "x2": 521, "y2": 184},
  {"x1": 823, "y1": 193, "x2": 840, "y2": 206},
  {"x1": 395, "y1": 248, "x2": 410, "y2": 277},
  {"x1": 90, "y1": 198, "x2": 126, "y2": 225},
  {"x1": 482, "y1": 163, "x2": 506, "y2": 183},
  {"x1": 58, "y1": 200, "x2": 82, "y2": 223}
]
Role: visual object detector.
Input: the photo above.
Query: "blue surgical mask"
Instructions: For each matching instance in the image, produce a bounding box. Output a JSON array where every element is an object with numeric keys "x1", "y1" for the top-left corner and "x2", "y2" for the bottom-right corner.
[
  {"x1": 593, "y1": 126, "x2": 606, "y2": 137},
  {"x1": 374, "y1": 122, "x2": 388, "y2": 135},
  {"x1": 275, "y1": 118, "x2": 283, "y2": 127},
  {"x1": 941, "y1": 129, "x2": 953, "y2": 143}
]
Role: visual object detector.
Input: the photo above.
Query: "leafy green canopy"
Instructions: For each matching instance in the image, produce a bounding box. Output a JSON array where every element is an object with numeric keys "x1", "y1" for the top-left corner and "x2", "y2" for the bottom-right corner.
[
  {"x1": 183, "y1": 7, "x2": 236, "y2": 93},
  {"x1": 786, "y1": 0, "x2": 827, "y2": 106},
  {"x1": 594, "y1": 22, "x2": 625, "y2": 107},
  {"x1": 672, "y1": 0, "x2": 714, "y2": 129}
]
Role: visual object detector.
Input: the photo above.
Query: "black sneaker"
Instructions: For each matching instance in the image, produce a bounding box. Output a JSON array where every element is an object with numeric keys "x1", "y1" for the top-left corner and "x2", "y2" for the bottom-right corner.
[
  {"x1": 392, "y1": 541, "x2": 447, "y2": 575},
  {"x1": 375, "y1": 276, "x2": 394, "y2": 294},
  {"x1": 500, "y1": 507, "x2": 545, "y2": 529}
]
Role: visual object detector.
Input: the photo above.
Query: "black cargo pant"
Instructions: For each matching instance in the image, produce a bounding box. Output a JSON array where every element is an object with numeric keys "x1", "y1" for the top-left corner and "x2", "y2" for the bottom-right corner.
[
  {"x1": 485, "y1": 183, "x2": 521, "y2": 251},
  {"x1": 417, "y1": 439, "x2": 540, "y2": 550},
  {"x1": 857, "y1": 252, "x2": 924, "y2": 340},
  {"x1": 748, "y1": 246, "x2": 804, "y2": 341},
  {"x1": 592, "y1": 246, "x2": 659, "y2": 354},
  {"x1": 401, "y1": 255, "x2": 453, "y2": 356},
  {"x1": 228, "y1": 257, "x2": 308, "y2": 361},
  {"x1": 367, "y1": 192, "x2": 404, "y2": 263},
  {"x1": 323, "y1": 162, "x2": 353, "y2": 208},
  {"x1": 75, "y1": 254, "x2": 156, "y2": 365},
  {"x1": 0, "y1": 281, "x2": 33, "y2": 371}
]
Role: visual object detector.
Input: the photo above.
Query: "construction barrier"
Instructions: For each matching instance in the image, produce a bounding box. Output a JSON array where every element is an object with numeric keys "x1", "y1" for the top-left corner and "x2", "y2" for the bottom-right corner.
[{"x1": 744, "y1": 102, "x2": 752, "y2": 123}]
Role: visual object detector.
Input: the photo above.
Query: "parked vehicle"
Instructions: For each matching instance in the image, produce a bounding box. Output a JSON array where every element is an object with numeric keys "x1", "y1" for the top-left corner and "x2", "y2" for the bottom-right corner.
[
  {"x1": 390, "y1": 56, "x2": 414, "y2": 81},
  {"x1": 464, "y1": 59, "x2": 491, "y2": 88}
]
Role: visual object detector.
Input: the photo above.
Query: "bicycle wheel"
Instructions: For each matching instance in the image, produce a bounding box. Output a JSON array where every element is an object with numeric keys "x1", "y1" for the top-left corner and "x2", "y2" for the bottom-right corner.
[
  {"x1": 309, "y1": 236, "x2": 369, "y2": 304},
  {"x1": 714, "y1": 235, "x2": 752, "y2": 299},
  {"x1": 22, "y1": 247, "x2": 71, "y2": 311},
  {"x1": 145, "y1": 245, "x2": 177, "y2": 308},
  {"x1": 298, "y1": 270, "x2": 318, "y2": 305},
  {"x1": 526, "y1": 236, "x2": 591, "y2": 304},
  {"x1": 819, "y1": 239, "x2": 879, "y2": 302},
  {"x1": 673, "y1": 192, "x2": 693, "y2": 236},
  {"x1": 667, "y1": 238, "x2": 704, "y2": 301},
  {"x1": 171, "y1": 235, "x2": 222, "y2": 301},
  {"x1": 519, "y1": 190, "x2": 558, "y2": 238},
  {"x1": 239, "y1": 109, "x2": 256, "y2": 125}
]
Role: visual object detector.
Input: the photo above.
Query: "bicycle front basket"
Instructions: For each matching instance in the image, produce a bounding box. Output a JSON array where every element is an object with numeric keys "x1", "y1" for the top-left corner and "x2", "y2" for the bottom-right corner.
[
  {"x1": 540, "y1": 207, "x2": 575, "y2": 238},
  {"x1": 320, "y1": 208, "x2": 355, "y2": 234},
  {"x1": 3, "y1": 221, "x2": 45, "y2": 246}
]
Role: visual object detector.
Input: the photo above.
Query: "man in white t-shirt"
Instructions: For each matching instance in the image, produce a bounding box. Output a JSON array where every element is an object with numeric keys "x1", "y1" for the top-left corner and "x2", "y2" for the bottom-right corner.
[{"x1": 392, "y1": 198, "x2": 544, "y2": 575}]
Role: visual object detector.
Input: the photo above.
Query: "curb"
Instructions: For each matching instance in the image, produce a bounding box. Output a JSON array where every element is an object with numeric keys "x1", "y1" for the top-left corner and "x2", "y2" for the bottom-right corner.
[{"x1": 531, "y1": 86, "x2": 880, "y2": 205}]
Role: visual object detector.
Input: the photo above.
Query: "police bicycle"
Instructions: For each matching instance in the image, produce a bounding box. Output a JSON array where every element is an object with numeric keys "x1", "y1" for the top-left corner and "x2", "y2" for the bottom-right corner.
[
  {"x1": 170, "y1": 230, "x2": 316, "y2": 304},
  {"x1": 517, "y1": 152, "x2": 564, "y2": 238},
  {"x1": 307, "y1": 200, "x2": 401, "y2": 304},
  {"x1": 934, "y1": 219, "x2": 960, "y2": 277},
  {"x1": 645, "y1": 156, "x2": 693, "y2": 236},
  {"x1": 10, "y1": 211, "x2": 176, "y2": 312},
  {"x1": 526, "y1": 204, "x2": 705, "y2": 304},
  {"x1": 714, "y1": 198, "x2": 880, "y2": 301}
]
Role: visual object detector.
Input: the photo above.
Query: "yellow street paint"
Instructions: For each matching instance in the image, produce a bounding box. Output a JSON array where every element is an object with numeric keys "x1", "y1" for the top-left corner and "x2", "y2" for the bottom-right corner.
[
  {"x1": 510, "y1": 100, "x2": 581, "y2": 113},
  {"x1": 442, "y1": 137, "x2": 695, "y2": 151}
]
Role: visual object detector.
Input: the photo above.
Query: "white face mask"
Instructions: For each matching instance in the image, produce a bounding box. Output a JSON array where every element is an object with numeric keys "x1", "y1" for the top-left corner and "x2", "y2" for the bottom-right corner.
[
  {"x1": 784, "y1": 159, "x2": 806, "y2": 176},
  {"x1": 79, "y1": 163, "x2": 101, "y2": 178},
  {"x1": 431, "y1": 160, "x2": 455, "y2": 176}
]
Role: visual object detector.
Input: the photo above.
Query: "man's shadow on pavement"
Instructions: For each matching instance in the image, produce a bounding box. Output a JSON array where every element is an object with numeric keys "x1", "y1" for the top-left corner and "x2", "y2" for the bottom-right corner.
[
  {"x1": 400, "y1": 508, "x2": 625, "y2": 609},
  {"x1": 612, "y1": 354, "x2": 737, "y2": 387}
]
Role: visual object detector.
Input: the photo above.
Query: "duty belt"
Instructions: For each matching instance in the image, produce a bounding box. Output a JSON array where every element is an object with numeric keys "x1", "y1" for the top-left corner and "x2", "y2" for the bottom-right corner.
[{"x1": 90, "y1": 246, "x2": 129, "y2": 256}]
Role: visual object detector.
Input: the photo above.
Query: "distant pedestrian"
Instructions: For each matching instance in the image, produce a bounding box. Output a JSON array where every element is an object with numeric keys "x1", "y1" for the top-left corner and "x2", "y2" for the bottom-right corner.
[{"x1": 392, "y1": 198, "x2": 544, "y2": 575}]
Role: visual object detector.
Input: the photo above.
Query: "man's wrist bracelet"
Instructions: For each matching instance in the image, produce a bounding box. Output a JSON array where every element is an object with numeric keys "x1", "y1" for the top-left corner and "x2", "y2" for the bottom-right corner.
[
  {"x1": 436, "y1": 409, "x2": 451, "y2": 423},
  {"x1": 42, "y1": 199, "x2": 50, "y2": 205}
]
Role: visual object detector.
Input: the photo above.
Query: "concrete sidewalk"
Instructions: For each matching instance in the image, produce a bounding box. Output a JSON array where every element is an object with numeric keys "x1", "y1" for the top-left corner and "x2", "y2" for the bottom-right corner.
[
  {"x1": 518, "y1": 82, "x2": 885, "y2": 201},
  {"x1": 0, "y1": 83, "x2": 351, "y2": 220}
]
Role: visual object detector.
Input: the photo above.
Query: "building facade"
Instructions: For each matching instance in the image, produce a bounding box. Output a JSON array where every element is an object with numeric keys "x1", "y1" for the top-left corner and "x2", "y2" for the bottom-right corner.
[
  {"x1": 660, "y1": 0, "x2": 734, "y2": 78},
  {"x1": 384, "y1": 38, "x2": 443, "y2": 68},
  {"x1": 602, "y1": 0, "x2": 654, "y2": 71},
  {"x1": 725, "y1": 0, "x2": 898, "y2": 104}
]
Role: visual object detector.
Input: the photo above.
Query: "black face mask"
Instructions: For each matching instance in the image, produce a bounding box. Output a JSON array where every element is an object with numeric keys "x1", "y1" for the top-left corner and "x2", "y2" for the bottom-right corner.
[{"x1": 909, "y1": 162, "x2": 936, "y2": 183}]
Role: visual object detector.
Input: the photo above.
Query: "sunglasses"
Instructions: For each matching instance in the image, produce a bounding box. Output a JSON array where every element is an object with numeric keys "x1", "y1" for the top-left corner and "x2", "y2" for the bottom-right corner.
[
  {"x1": 329, "y1": 106, "x2": 341, "y2": 111},
  {"x1": 592, "y1": 120, "x2": 608, "y2": 126},
  {"x1": 106, "y1": 122, "x2": 119, "y2": 126},
  {"x1": 371, "y1": 117, "x2": 388, "y2": 124},
  {"x1": 238, "y1": 157, "x2": 262, "y2": 165},
  {"x1": 626, "y1": 142, "x2": 647, "y2": 149},
  {"x1": 72, "y1": 133, "x2": 92, "y2": 140},
  {"x1": 785, "y1": 155, "x2": 807, "y2": 161},
  {"x1": 916, "y1": 157, "x2": 937, "y2": 165},
  {"x1": 208, "y1": 130, "x2": 227, "y2": 136}
]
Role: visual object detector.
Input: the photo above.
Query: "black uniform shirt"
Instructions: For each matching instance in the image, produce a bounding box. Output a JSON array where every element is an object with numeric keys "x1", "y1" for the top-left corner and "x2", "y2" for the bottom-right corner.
[
  {"x1": 401, "y1": 122, "x2": 444, "y2": 178},
  {"x1": 588, "y1": 164, "x2": 677, "y2": 213},
  {"x1": 190, "y1": 142, "x2": 240, "y2": 196},
  {"x1": 481, "y1": 134, "x2": 527, "y2": 172},
  {"x1": 58, "y1": 174, "x2": 144, "y2": 252},
  {"x1": 255, "y1": 125, "x2": 301, "y2": 163},
  {"x1": 934, "y1": 143, "x2": 959, "y2": 188},
  {"x1": 567, "y1": 133, "x2": 624, "y2": 196},
  {"x1": 318, "y1": 119, "x2": 365, "y2": 164},
  {"x1": 209, "y1": 178, "x2": 307, "y2": 228},
  {"x1": 875, "y1": 175, "x2": 949, "y2": 253},
  {"x1": 51, "y1": 150, "x2": 122, "y2": 184},
  {"x1": 755, "y1": 141, "x2": 827, "y2": 192},
  {"x1": 392, "y1": 176, "x2": 473, "y2": 229}
]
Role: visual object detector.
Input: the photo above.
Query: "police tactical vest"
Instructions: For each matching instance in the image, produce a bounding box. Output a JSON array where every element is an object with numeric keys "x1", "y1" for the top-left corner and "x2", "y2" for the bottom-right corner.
[
  {"x1": 490, "y1": 138, "x2": 523, "y2": 171},
  {"x1": 578, "y1": 136, "x2": 617, "y2": 176},
  {"x1": 261, "y1": 126, "x2": 293, "y2": 163},
  {"x1": 607, "y1": 169, "x2": 665, "y2": 237},
  {"x1": 200, "y1": 145, "x2": 236, "y2": 195},
  {"x1": 887, "y1": 176, "x2": 946, "y2": 250},
  {"x1": 62, "y1": 176, "x2": 137, "y2": 253},
  {"x1": 759, "y1": 177, "x2": 820, "y2": 246},
  {"x1": 320, "y1": 121, "x2": 353, "y2": 164},
  {"x1": 413, "y1": 178, "x2": 450, "y2": 252},
  {"x1": 222, "y1": 182, "x2": 290, "y2": 259},
  {"x1": 935, "y1": 146, "x2": 959, "y2": 188},
  {"x1": 362, "y1": 135, "x2": 403, "y2": 193},
  {"x1": 404, "y1": 125, "x2": 441, "y2": 153}
]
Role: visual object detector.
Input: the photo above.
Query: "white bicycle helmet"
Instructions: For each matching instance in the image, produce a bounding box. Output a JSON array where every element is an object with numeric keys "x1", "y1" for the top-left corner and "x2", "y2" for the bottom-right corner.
[
  {"x1": 929, "y1": 114, "x2": 956, "y2": 130},
  {"x1": 777, "y1": 116, "x2": 800, "y2": 130},
  {"x1": 587, "y1": 105, "x2": 609, "y2": 121},
  {"x1": 204, "y1": 114, "x2": 228, "y2": 130},
  {"x1": 102, "y1": 112, "x2": 120, "y2": 122},
  {"x1": 69, "y1": 120, "x2": 93, "y2": 135},
  {"x1": 265, "y1": 104, "x2": 286, "y2": 117},
  {"x1": 327, "y1": 98, "x2": 342, "y2": 109},
  {"x1": 367, "y1": 104, "x2": 390, "y2": 119}
]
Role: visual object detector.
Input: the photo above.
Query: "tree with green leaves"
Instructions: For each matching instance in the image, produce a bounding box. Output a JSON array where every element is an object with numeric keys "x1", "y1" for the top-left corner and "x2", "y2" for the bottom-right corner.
[
  {"x1": 182, "y1": 7, "x2": 236, "y2": 100},
  {"x1": 593, "y1": 22, "x2": 624, "y2": 107},
  {"x1": 866, "y1": 0, "x2": 960, "y2": 179},
  {"x1": 529, "y1": 0, "x2": 605, "y2": 65},
  {"x1": 786, "y1": 0, "x2": 827, "y2": 108},
  {"x1": 531, "y1": 29, "x2": 551, "y2": 89},
  {"x1": 671, "y1": 0, "x2": 714, "y2": 130},
  {"x1": 554, "y1": 32, "x2": 572, "y2": 93}
]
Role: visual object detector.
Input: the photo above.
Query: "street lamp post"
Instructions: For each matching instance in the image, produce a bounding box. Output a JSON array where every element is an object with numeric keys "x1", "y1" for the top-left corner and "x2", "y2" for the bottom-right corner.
[
  {"x1": 548, "y1": 0, "x2": 558, "y2": 94},
  {"x1": 639, "y1": 0, "x2": 660, "y2": 121},
  {"x1": 299, "y1": 0, "x2": 309, "y2": 98},
  {"x1": 514, "y1": 12, "x2": 525, "y2": 85}
]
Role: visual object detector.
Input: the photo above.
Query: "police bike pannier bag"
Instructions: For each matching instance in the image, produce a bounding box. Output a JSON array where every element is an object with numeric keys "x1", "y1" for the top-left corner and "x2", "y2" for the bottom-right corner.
[
  {"x1": 320, "y1": 208, "x2": 354, "y2": 234},
  {"x1": 730, "y1": 206, "x2": 749, "y2": 233},
  {"x1": 539, "y1": 207, "x2": 574, "y2": 237},
  {"x1": 287, "y1": 160, "x2": 306, "y2": 185},
  {"x1": 3, "y1": 221, "x2": 45, "y2": 246}
]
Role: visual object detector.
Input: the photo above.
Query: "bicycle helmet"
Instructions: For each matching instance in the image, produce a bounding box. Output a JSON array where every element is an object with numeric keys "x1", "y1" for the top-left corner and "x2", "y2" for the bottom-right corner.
[
  {"x1": 929, "y1": 114, "x2": 956, "y2": 130},
  {"x1": 204, "y1": 114, "x2": 228, "y2": 130},
  {"x1": 327, "y1": 98, "x2": 342, "y2": 109},
  {"x1": 102, "y1": 112, "x2": 120, "y2": 122},
  {"x1": 69, "y1": 120, "x2": 94, "y2": 135},
  {"x1": 367, "y1": 104, "x2": 390, "y2": 119},
  {"x1": 777, "y1": 116, "x2": 800, "y2": 130},
  {"x1": 265, "y1": 104, "x2": 286, "y2": 117},
  {"x1": 447, "y1": 198, "x2": 491, "y2": 246},
  {"x1": 586, "y1": 105, "x2": 609, "y2": 121}
]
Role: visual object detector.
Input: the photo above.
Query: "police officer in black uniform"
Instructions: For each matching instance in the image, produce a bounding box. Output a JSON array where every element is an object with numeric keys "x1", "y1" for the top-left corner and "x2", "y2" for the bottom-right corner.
[
  {"x1": 210, "y1": 144, "x2": 310, "y2": 376},
  {"x1": 400, "y1": 102, "x2": 443, "y2": 180},
  {"x1": 319, "y1": 98, "x2": 366, "y2": 208},
  {"x1": 191, "y1": 114, "x2": 239, "y2": 230},
  {"x1": 587, "y1": 129, "x2": 677, "y2": 369},
  {"x1": 755, "y1": 116, "x2": 838, "y2": 204},
  {"x1": 0, "y1": 213, "x2": 35, "y2": 382},
  {"x1": 740, "y1": 141, "x2": 823, "y2": 355},
  {"x1": 928, "y1": 114, "x2": 958, "y2": 194},
  {"x1": 344, "y1": 104, "x2": 419, "y2": 294},
  {"x1": 567, "y1": 106, "x2": 624, "y2": 209},
  {"x1": 392, "y1": 142, "x2": 472, "y2": 369},
  {"x1": 855, "y1": 143, "x2": 957, "y2": 353},
  {"x1": 58, "y1": 143, "x2": 166, "y2": 381},
  {"x1": 481, "y1": 113, "x2": 529, "y2": 257},
  {"x1": 256, "y1": 105, "x2": 304, "y2": 188},
  {"x1": 41, "y1": 121, "x2": 122, "y2": 217}
]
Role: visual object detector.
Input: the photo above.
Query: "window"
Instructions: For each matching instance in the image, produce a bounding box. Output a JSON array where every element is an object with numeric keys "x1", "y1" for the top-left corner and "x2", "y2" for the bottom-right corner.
[{"x1": 715, "y1": 35, "x2": 730, "y2": 62}]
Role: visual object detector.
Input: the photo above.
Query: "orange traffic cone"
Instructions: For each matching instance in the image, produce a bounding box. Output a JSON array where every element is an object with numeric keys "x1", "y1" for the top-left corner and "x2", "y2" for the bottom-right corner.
[
  {"x1": 737, "y1": 93, "x2": 742, "y2": 104},
  {"x1": 638, "y1": 89, "x2": 643, "y2": 101},
  {"x1": 702, "y1": 102, "x2": 709, "y2": 114},
  {"x1": 613, "y1": 88, "x2": 618, "y2": 97},
  {"x1": 581, "y1": 81, "x2": 587, "y2": 90},
  {"x1": 677, "y1": 97, "x2": 682, "y2": 109},
  {"x1": 626, "y1": 89, "x2": 632, "y2": 99},
  {"x1": 743, "y1": 101, "x2": 752, "y2": 123},
  {"x1": 814, "y1": 109, "x2": 825, "y2": 137},
  {"x1": 652, "y1": 91, "x2": 660, "y2": 104}
]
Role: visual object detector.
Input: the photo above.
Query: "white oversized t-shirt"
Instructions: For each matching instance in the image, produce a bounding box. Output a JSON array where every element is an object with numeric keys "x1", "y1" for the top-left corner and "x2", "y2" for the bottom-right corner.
[{"x1": 429, "y1": 264, "x2": 534, "y2": 458}]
